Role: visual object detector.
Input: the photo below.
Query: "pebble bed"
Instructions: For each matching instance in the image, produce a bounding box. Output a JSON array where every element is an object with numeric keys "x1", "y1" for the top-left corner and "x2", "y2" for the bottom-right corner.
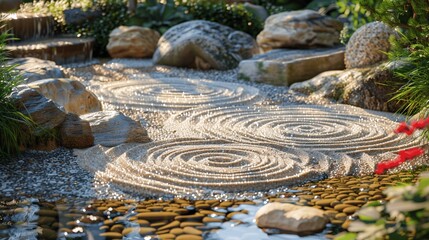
[{"x1": 0, "y1": 168, "x2": 424, "y2": 240}]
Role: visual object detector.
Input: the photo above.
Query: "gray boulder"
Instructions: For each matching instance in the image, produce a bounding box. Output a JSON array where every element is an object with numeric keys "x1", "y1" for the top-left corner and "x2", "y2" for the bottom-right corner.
[
  {"x1": 290, "y1": 62, "x2": 402, "y2": 112},
  {"x1": 10, "y1": 85, "x2": 66, "y2": 130},
  {"x1": 153, "y1": 20, "x2": 259, "y2": 70},
  {"x1": 7, "y1": 58, "x2": 64, "y2": 83},
  {"x1": 345, "y1": 21, "x2": 397, "y2": 69},
  {"x1": 257, "y1": 10, "x2": 343, "y2": 51}
]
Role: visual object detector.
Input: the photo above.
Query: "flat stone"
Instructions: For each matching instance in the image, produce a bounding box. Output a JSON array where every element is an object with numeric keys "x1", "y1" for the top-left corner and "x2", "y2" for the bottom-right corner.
[
  {"x1": 158, "y1": 233, "x2": 176, "y2": 239},
  {"x1": 183, "y1": 226, "x2": 203, "y2": 235},
  {"x1": 343, "y1": 200, "x2": 366, "y2": 206},
  {"x1": 158, "y1": 220, "x2": 180, "y2": 231},
  {"x1": 99, "y1": 232, "x2": 123, "y2": 239},
  {"x1": 334, "y1": 204, "x2": 354, "y2": 212},
  {"x1": 316, "y1": 199, "x2": 336, "y2": 207},
  {"x1": 255, "y1": 202, "x2": 328, "y2": 234},
  {"x1": 238, "y1": 47, "x2": 344, "y2": 86},
  {"x1": 170, "y1": 227, "x2": 184, "y2": 235},
  {"x1": 180, "y1": 222, "x2": 204, "y2": 228},
  {"x1": 343, "y1": 206, "x2": 360, "y2": 215},
  {"x1": 175, "y1": 214, "x2": 204, "y2": 222},
  {"x1": 136, "y1": 212, "x2": 178, "y2": 221},
  {"x1": 176, "y1": 234, "x2": 203, "y2": 240},
  {"x1": 122, "y1": 227, "x2": 156, "y2": 236}
]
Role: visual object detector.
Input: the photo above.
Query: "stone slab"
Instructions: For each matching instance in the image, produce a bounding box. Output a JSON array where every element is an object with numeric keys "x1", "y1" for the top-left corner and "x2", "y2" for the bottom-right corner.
[{"x1": 238, "y1": 46, "x2": 345, "y2": 86}]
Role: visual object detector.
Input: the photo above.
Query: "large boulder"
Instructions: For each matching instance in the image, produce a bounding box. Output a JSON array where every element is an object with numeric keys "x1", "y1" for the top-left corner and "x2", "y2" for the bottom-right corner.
[
  {"x1": 238, "y1": 46, "x2": 345, "y2": 86},
  {"x1": 107, "y1": 26, "x2": 160, "y2": 58},
  {"x1": 345, "y1": 21, "x2": 397, "y2": 69},
  {"x1": 28, "y1": 78, "x2": 102, "y2": 115},
  {"x1": 255, "y1": 202, "x2": 328, "y2": 234},
  {"x1": 257, "y1": 10, "x2": 343, "y2": 51},
  {"x1": 59, "y1": 113, "x2": 94, "y2": 149},
  {"x1": 153, "y1": 20, "x2": 259, "y2": 70},
  {"x1": 290, "y1": 62, "x2": 402, "y2": 112},
  {"x1": 10, "y1": 85, "x2": 66, "y2": 130},
  {"x1": 7, "y1": 58, "x2": 64, "y2": 83},
  {"x1": 80, "y1": 111, "x2": 150, "y2": 147}
]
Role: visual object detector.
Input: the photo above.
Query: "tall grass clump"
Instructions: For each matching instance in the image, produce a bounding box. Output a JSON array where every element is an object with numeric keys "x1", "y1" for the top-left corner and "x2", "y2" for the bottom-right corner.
[{"x1": 0, "y1": 25, "x2": 34, "y2": 158}]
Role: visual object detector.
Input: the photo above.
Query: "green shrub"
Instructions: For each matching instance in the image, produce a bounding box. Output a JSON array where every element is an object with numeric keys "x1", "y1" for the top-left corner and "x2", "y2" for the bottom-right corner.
[
  {"x1": 336, "y1": 0, "x2": 374, "y2": 43},
  {"x1": 66, "y1": 0, "x2": 128, "y2": 57},
  {"x1": 0, "y1": 26, "x2": 34, "y2": 158},
  {"x1": 253, "y1": 0, "x2": 311, "y2": 15},
  {"x1": 128, "y1": 0, "x2": 192, "y2": 35},
  {"x1": 179, "y1": 1, "x2": 263, "y2": 37}
]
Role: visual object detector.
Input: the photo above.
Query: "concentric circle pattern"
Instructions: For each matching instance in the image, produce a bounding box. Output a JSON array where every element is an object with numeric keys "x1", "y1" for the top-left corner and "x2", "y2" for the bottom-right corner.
[
  {"x1": 165, "y1": 104, "x2": 421, "y2": 156},
  {"x1": 77, "y1": 139, "x2": 349, "y2": 197},
  {"x1": 91, "y1": 77, "x2": 262, "y2": 112}
]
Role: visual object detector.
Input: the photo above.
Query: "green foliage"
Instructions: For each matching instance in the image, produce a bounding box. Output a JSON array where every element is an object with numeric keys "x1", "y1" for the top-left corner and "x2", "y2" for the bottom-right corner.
[
  {"x1": 128, "y1": 0, "x2": 191, "y2": 35},
  {"x1": 360, "y1": 0, "x2": 429, "y2": 45},
  {"x1": 66, "y1": 0, "x2": 128, "y2": 57},
  {"x1": 335, "y1": 173, "x2": 429, "y2": 240},
  {"x1": 336, "y1": 0, "x2": 374, "y2": 44},
  {"x1": 179, "y1": 1, "x2": 263, "y2": 37},
  {"x1": 0, "y1": 26, "x2": 34, "y2": 158},
  {"x1": 253, "y1": 0, "x2": 311, "y2": 15},
  {"x1": 388, "y1": 38, "x2": 429, "y2": 116}
]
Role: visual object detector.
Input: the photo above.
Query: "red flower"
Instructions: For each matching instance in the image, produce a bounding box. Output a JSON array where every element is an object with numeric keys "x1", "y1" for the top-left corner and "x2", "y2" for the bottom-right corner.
[
  {"x1": 375, "y1": 147, "x2": 425, "y2": 174},
  {"x1": 398, "y1": 147, "x2": 424, "y2": 160},
  {"x1": 410, "y1": 117, "x2": 429, "y2": 129},
  {"x1": 394, "y1": 122, "x2": 415, "y2": 135}
]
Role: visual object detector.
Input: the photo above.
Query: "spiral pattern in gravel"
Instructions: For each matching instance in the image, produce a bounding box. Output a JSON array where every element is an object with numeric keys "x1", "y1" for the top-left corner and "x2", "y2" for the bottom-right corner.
[
  {"x1": 76, "y1": 139, "x2": 340, "y2": 196},
  {"x1": 165, "y1": 104, "x2": 421, "y2": 156},
  {"x1": 91, "y1": 77, "x2": 262, "y2": 112}
]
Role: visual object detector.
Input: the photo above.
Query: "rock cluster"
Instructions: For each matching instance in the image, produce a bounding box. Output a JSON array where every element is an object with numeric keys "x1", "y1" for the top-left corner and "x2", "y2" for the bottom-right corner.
[
  {"x1": 257, "y1": 10, "x2": 343, "y2": 51},
  {"x1": 153, "y1": 20, "x2": 259, "y2": 70},
  {"x1": 290, "y1": 61, "x2": 402, "y2": 112},
  {"x1": 9, "y1": 58, "x2": 150, "y2": 150},
  {"x1": 107, "y1": 26, "x2": 160, "y2": 58}
]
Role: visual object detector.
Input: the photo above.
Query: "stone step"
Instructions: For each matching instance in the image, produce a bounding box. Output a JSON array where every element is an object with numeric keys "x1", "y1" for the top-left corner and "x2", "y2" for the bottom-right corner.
[
  {"x1": 238, "y1": 46, "x2": 345, "y2": 86},
  {"x1": 1, "y1": 13, "x2": 55, "y2": 41},
  {"x1": 6, "y1": 36, "x2": 94, "y2": 65}
]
